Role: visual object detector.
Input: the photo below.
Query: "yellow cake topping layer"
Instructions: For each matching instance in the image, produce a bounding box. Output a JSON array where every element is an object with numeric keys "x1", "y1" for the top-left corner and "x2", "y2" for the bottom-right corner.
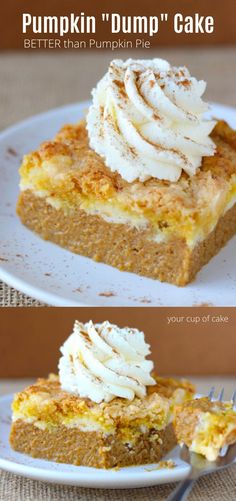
[
  {"x1": 12, "y1": 374, "x2": 194, "y2": 443},
  {"x1": 19, "y1": 120, "x2": 236, "y2": 246}
]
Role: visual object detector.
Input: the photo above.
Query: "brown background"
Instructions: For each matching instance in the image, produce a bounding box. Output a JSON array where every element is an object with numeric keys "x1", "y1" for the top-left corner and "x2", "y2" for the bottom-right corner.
[
  {"x1": 1, "y1": 0, "x2": 236, "y2": 50},
  {"x1": 0, "y1": 308, "x2": 235, "y2": 377}
]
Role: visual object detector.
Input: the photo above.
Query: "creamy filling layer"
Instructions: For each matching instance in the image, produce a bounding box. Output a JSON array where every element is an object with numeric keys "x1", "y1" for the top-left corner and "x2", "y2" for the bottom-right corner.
[
  {"x1": 12, "y1": 413, "x2": 110, "y2": 432},
  {"x1": 20, "y1": 183, "x2": 236, "y2": 248},
  {"x1": 12, "y1": 412, "x2": 170, "y2": 447}
]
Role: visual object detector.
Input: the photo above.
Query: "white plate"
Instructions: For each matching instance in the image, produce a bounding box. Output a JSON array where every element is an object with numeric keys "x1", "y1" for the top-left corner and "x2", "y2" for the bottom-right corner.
[
  {"x1": 0, "y1": 102, "x2": 236, "y2": 306},
  {"x1": 0, "y1": 393, "x2": 191, "y2": 488}
]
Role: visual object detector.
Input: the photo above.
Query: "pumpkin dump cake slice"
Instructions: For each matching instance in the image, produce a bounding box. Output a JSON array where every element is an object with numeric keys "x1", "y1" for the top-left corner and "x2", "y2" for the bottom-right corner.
[
  {"x1": 174, "y1": 397, "x2": 236, "y2": 461},
  {"x1": 17, "y1": 59, "x2": 236, "y2": 286},
  {"x1": 10, "y1": 320, "x2": 194, "y2": 468}
]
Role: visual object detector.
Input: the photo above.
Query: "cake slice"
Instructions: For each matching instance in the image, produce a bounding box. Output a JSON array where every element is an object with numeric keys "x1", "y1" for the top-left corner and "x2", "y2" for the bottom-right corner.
[
  {"x1": 173, "y1": 397, "x2": 236, "y2": 461},
  {"x1": 10, "y1": 374, "x2": 194, "y2": 468},
  {"x1": 10, "y1": 318, "x2": 195, "y2": 468},
  {"x1": 17, "y1": 119, "x2": 236, "y2": 286}
]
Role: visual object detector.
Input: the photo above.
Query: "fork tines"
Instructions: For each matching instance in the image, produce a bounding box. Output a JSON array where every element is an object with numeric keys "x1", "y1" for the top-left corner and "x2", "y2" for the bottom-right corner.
[
  {"x1": 231, "y1": 389, "x2": 236, "y2": 408},
  {"x1": 207, "y1": 386, "x2": 236, "y2": 408}
]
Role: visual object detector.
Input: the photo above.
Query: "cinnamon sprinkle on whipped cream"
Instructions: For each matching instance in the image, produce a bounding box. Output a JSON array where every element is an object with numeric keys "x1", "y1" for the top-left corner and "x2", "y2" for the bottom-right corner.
[
  {"x1": 86, "y1": 58, "x2": 216, "y2": 183},
  {"x1": 58, "y1": 320, "x2": 155, "y2": 403}
]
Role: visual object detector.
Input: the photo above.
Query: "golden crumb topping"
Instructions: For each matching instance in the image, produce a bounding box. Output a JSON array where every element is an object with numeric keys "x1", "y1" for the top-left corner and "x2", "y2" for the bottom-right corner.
[
  {"x1": 12, "y1": 374, "x2": 194, "y2": 438},
  {"x1": 18, "y1": 120, "x2": 236, "y2": 244}
]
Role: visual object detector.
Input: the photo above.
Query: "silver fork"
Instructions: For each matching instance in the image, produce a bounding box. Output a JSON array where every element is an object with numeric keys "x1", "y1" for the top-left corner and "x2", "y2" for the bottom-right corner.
[{"x1": 167, "y1": 388, "x2": 236, "y2": 501}]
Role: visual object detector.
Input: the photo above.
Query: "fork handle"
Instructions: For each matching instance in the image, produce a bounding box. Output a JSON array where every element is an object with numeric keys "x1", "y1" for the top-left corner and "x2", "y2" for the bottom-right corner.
[{"x1": 167, "y1": 473, "x2": 197, "y2": 501}]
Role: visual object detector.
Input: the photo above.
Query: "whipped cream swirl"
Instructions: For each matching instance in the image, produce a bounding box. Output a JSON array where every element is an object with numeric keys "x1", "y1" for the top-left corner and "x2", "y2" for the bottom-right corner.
[
  {"x1": 86, "y1": 58, "x2": 216, "y2": 183},
  {"x1": 58, "y1": 320, "x2": 155, "y2": 403}
]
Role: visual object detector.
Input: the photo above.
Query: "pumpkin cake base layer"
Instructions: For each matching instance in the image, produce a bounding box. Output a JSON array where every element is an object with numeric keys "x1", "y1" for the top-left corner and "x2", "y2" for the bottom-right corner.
[
  {"x1": 17, "y1": 191, "x2": 236, "y2": 286},
  {"x1": 10, "y1": 374, "x2": 194, "y2": 468},
  {"x1": 10, "y1": 420, "x2": 176, "y2": 469}
]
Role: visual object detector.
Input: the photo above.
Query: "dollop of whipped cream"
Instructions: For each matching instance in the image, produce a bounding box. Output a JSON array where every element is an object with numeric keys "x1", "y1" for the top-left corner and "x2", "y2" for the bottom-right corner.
[
  {"x1": 86, "y1": 58, "x2": 216, "y2": 183},
  {"x1": 58, "y1": 320, "x2": 156, "y2": 403}
]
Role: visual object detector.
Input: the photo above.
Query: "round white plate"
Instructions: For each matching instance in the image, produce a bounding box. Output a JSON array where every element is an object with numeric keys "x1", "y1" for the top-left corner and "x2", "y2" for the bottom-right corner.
[
  {"x1": 0, "y1": 393, "x2": 191, "y2": 488},
  {"x1": 0, "y1": 102, "x2": 236, "y2": 306}
]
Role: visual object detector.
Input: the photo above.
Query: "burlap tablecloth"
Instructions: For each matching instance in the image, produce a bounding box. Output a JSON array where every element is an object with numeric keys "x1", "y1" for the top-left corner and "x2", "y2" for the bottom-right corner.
[
  {"x1": 0, "y1": 378, "x2": 235, "y2": 500},
  {"x1": 0, "y1": 282, "x2": 45, "y2": 307},
  {"x1": 0, "y1": 47, "x2": 236, "y2": 306},
  {"x1": 1, "y1": 467, "x2": 235, "y2": 501}
]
